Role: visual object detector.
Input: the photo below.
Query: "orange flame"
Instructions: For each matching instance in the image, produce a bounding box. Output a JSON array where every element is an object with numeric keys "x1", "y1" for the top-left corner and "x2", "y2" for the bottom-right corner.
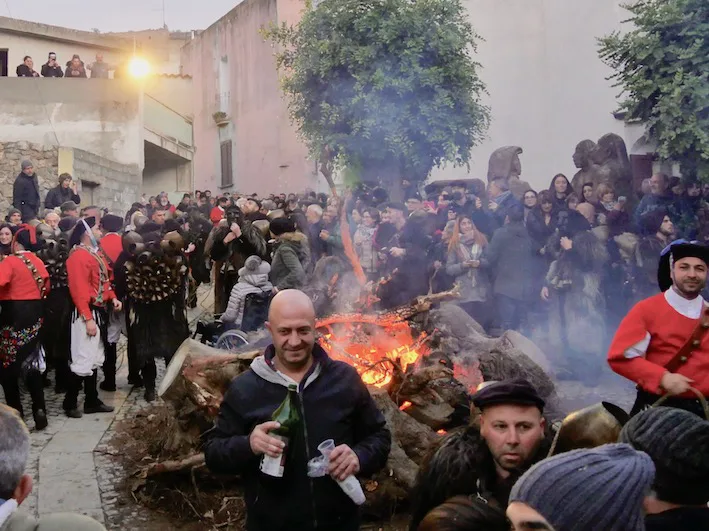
[
  {"x1": 317, "y1": 318, "x2": 428, "y2": 388},
  {"x1": 436, "y1": 429, "x2": 447, "y2": 435},
  {"x1": 399, "y1": 401, "x2": 412, "y2": 411}
]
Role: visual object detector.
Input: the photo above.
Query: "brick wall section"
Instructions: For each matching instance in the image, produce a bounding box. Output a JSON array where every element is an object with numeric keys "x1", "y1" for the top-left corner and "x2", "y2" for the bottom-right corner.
[
  {"x1": 0, "y1": 141, "x2": 58, "y2": 217},
  {"x1": 68, "y1": 149, "x2": 141, "y2": 215}
]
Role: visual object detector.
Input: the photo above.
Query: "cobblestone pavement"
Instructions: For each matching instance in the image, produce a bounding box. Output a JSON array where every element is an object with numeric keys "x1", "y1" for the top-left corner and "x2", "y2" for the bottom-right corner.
[{"x1": 0, "y1": 287, "x2": 215, "y2": 530}]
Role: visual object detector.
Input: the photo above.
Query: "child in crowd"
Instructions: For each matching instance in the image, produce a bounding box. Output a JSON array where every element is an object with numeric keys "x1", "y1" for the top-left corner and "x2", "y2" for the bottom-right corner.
[{"x1": 221, "y1": 255, "x2": 273, "y2": 329}]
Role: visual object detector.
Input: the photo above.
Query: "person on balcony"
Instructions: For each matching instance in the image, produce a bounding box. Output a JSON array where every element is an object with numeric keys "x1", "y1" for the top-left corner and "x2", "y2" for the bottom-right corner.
[
  {"x1": 16, "y1": 56, "x2": 39, "y2": 77},
  {"x1": 41, "y1": 52, "x2": 64, "y2": 78}
]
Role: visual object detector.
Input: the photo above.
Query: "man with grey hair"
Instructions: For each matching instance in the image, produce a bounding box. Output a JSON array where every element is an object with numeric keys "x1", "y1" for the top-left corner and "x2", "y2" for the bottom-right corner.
[
  {"x1": 306, "y1": 203, "x2": 326, "y2": 265},
  {"x1": 0, "y1": 405, "x2": 106, "y2": 530},
  {"x1": 488, "y1": 177, "x2": 521, "y2": 229}
]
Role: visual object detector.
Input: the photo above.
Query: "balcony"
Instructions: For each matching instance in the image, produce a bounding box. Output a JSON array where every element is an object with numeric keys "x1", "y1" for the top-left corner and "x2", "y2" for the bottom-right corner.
[{"x1": 143, "y1": 93, "x2": 193, "y2": 158}]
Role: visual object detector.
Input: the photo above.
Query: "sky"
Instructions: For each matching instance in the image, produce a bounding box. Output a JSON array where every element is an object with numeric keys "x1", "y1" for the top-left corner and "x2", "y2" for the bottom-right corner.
[{"x1": 1, "y1": 0, "x2": 243, "y2": 33}]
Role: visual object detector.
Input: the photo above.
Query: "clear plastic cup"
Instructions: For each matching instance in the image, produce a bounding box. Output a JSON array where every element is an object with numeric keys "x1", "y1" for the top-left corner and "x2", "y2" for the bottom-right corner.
[{"x1": 318, "y1": 439, "x2": 336, "y2": 459}]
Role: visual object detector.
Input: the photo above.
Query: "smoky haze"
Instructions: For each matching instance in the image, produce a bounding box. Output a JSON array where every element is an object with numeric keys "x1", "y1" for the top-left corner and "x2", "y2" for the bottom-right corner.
[{"x1": 1, "y1": 0, "x2": 243, "y2": 32}]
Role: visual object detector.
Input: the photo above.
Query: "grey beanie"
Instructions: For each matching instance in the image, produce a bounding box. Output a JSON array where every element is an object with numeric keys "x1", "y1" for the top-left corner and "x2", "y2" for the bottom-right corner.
[
  {"x1": 620, "y1": 406, "x2": 709, "y2": 505},
  {"x1": 21, "y1": 160, "x2": 33, "y2": 170},
  {"x1": 240, "y1": 255, "x2": 270, "y2": 277},
  {"x1": 509, "y1": 444, "x2": 654, "y2": 531}
]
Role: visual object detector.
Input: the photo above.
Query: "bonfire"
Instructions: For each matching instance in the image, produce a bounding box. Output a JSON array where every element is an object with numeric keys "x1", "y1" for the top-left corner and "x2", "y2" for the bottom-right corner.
[{"x1": 131, "y1": 287, "x2": 556, "y2": 521}]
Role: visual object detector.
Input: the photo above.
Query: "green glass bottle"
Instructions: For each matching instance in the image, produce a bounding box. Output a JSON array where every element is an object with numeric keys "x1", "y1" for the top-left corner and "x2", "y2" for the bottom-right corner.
[{"x1": 260, "y1": 384, "x2": 301, "y2": 477}]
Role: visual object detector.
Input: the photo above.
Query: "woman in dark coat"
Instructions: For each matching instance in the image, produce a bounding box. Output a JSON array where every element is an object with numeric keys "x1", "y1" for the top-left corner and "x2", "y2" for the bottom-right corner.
[
  {"x1": 44, "y1": 173, "x2": 81, "y2": 210},
  {"x1": 526, "y1": 191, "x2": 558, "y2": 256},
  {"x1": 269, "y1": 217, "x2": 310, "y2": 291},
  {"x1": 549, "y1": 173, "x2": 574, "y2": 211}
]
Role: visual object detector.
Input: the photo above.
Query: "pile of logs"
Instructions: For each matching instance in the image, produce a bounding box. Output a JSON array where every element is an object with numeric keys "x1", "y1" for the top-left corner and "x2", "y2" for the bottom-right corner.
[{"x1": 144, "y1": 292, "x2": 556, "y2": 515}]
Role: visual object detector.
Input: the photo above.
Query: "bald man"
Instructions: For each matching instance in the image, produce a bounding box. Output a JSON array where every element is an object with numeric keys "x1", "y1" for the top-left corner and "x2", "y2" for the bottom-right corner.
[{"x1": 204, "y1": 290, "x2": 391, "y2": 531}]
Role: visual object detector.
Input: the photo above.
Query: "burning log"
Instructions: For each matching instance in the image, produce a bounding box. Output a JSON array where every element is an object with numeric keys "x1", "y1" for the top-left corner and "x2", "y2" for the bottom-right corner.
[{"x1": 157, "y1": 340, "x2": 260, "y2": 452}]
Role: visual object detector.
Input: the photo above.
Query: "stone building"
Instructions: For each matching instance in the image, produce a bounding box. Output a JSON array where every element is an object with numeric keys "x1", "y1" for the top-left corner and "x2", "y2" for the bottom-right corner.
[
  {"x1": 0, "y1": 18, "x2": 196, "y2": 214},
  {"x1": 180, "y1": 0, "x2": 320, "y2": 196}
]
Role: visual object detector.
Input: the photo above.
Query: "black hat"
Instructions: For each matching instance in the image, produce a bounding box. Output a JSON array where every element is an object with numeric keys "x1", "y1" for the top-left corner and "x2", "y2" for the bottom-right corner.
[
  {"x1": 269, "y1": 217, "x2": 296, "y2": 236},
  {"x1": 163, "y1": 219, "x2": 182, "y2": 233},
  {"x1": 68, "y1": 217, "x2": 96, "y2": 247},
  {"x1": 100, "y1": 214, "x2": 123, "y2": 233},
  {"x1": 137, "y1": 221, "x2": 161, "y2": 236},
  {"x1": 13, "y1": 224, "x2": 44, "y2": 253},
  {"x1": 640, "y1": 208, "x2": 667, "y2": 236},
  {"x1": 657, "y1": 240, "x2": 709, "y2": 291},
  {"x1": 620, "y1": 407, "x2": 709, "y2": 505},
  {"x1": 58, "y1": 217, "x2": 78, "y2": 233},
  {"x1": 471, "y1": 378, "x2": 545, "y2": 412}
]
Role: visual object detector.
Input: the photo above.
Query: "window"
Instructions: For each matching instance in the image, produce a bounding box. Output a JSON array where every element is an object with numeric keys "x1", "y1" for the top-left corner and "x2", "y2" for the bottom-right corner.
[
  {"x1": 0, "y1": 50, "x2": 8, "y2": 77},
  {"x1": 220, "y1": 140, "x2": 233, "y2": 187}
]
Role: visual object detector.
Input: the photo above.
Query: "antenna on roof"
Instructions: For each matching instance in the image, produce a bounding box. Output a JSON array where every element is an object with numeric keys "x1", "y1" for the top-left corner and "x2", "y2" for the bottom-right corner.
[{"x1": 162, "y1": 0, "x2": 167, "y2": 30}]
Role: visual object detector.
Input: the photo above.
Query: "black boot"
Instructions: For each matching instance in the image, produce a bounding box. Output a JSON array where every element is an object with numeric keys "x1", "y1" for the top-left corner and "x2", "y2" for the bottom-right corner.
[
  {"x1": 63, "y1": 372, "x2": 84, "y2": 418},
  {"x1": 100, "y1": 343, "x2": 117, "y2": 392},
  {"x1": 54, "y1": 361, "x2": 70, "y2": 394},
  {"x1": 142, "y1": 360, "x2": 157, "y2": 403},
  {"x1": 127, "y1": 340, "x2": 143, "y2": 388},
  {"x1": 83, "y1": 370, "x2": 114, "y2": 414},
  {"x1": 26, "y1": 370, "x2": 47, "y2": 430}
]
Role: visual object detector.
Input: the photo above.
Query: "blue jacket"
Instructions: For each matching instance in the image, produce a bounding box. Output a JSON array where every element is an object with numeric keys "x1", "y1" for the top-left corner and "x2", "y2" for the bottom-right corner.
[{"x1": 203, "y1": 344, "x2": 391, "y2": 531}]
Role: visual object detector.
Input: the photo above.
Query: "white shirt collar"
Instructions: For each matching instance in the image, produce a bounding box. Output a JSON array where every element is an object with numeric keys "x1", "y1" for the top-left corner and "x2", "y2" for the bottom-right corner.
[{"x1": 664, "y1": 288, "x2": 706, "y2": 319}]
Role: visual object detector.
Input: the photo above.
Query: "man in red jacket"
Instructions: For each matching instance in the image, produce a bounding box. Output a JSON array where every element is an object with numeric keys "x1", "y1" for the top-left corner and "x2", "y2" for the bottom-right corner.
[
  {"x1": 98, "y1": 214, "x2": 124, "y2": 392},
  {"x1": 608, "y1": 240, "x2": 709, "y2": 416},
  {"x1": 64, "y1": 217, "x2": 122, "y2": 418}
]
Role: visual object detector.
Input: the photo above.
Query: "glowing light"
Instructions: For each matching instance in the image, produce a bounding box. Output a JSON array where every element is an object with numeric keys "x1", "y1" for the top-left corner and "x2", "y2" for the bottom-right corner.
[
  {"x1": 436, "y1": 429, "x2": 447, "y2": 435},
  {"x1": 399, "y1": 401, "x2": 412, "y2": 411},
  {"x1": 128, "y1": 57, "x2": 151, "y2": 78}
]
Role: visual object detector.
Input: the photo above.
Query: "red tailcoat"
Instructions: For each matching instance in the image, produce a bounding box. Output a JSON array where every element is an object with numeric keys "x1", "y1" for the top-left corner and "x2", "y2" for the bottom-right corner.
[
  {"x1": 0, "y1": 253, "x2": 50, "y2": 300},
  {"x1": 67, "y1": 246, "x2": 116, "y2": 321},
  {"x1": 608, "y1": 291, "x2": 709, "y2": 397}
]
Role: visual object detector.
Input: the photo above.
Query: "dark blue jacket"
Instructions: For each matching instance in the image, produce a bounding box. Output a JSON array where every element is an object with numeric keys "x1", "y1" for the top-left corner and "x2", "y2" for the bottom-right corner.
[{"x1": 203, "y1": 344, "x2": 391, "y2": 531}]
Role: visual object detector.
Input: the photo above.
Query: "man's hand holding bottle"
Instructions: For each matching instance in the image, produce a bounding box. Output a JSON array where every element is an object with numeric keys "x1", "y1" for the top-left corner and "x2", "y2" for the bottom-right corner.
[{"x1": 249, "y1": 421, "x2": 285, "y2": 458}]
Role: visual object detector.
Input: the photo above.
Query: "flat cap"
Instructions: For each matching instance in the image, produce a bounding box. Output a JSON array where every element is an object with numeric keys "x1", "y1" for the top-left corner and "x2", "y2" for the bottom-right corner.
[{"x1": 471, "y1": 378, "x2": 545, "y2": 411}]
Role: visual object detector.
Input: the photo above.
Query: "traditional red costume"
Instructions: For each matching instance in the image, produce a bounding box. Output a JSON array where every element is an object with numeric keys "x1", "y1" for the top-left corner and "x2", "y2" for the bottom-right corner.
[{"x1": 608, "y1": 289, "x2": 709, "y2": 398}]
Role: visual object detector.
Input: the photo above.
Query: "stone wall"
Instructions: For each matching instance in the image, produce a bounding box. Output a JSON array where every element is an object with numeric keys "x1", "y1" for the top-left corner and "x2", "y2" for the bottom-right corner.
[
  {"x1": 0, "y1": 141, "x2": 59, "y2": 217},
  {"x1": 0, "y1": 142, "x2": 140, "y2": 218},
  {"x1": 69, "y1": 148, "x2": 141, "y2": 215}
]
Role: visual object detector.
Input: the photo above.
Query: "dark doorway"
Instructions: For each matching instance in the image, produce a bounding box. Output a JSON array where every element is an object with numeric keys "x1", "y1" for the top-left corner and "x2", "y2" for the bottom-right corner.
[{"x1": 0, "y1": 50, "x2": 8, "y2": 77}]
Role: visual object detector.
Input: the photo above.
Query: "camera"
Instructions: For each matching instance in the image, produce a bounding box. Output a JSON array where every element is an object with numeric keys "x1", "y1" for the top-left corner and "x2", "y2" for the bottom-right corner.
[{"x1": 451, "y1": 191, "x2": 463, "y2": 202}]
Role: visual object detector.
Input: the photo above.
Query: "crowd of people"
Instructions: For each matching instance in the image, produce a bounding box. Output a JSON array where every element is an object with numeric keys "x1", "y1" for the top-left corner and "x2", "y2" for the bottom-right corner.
[
  {"x1": 1, "y1": 154, "x2": 709, "y2": 529},
  {"x1": 16, "y1": 52, "x2": 113, "y2": 79}
]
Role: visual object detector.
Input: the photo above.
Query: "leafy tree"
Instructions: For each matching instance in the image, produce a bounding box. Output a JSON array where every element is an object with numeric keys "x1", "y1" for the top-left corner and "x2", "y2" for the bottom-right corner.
[
  {"x1": 263, "y1": 0, "x2": 489, "y2": 190},
  {"x1": 599, "y1": 0, "x2": 709, "y2": 179}
]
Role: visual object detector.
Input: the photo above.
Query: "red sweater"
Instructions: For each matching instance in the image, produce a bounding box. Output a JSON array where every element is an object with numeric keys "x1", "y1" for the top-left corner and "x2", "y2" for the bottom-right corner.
[
  {"x1": 608, "y1": 292, "x2": 709, "y2": 397},
  {"x1": 67, "y1": 246, "x2": 116, "y2": 321},
  {"x1": 0, "y1": 253, "x2": 50, "y2": 301}
]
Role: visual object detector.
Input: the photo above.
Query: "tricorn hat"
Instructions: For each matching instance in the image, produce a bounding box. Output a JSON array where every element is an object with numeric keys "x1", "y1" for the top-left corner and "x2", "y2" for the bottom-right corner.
[{"x1": 657, "y1": 240, "x2": 709, "y2": 291}]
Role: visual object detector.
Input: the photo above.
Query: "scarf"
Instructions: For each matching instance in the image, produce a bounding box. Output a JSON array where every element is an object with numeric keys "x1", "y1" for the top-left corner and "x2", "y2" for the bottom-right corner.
[{"x1": 457, "y1": 233, "x2": 484, "y2": 288}]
